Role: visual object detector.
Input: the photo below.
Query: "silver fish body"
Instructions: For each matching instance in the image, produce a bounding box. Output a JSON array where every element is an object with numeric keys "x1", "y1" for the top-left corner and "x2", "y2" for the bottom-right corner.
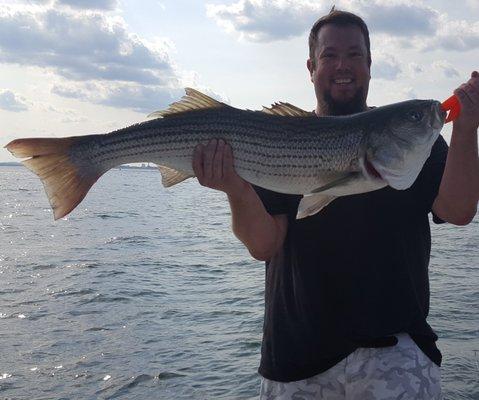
[{"x1": 6, "y1": 89, "x2": 446, "y2": 219}]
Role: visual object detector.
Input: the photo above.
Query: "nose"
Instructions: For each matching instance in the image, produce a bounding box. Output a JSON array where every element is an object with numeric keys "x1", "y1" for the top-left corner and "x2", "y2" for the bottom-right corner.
[{"x1": 335, "y1": 55, "x2": 350, "y2": 71}]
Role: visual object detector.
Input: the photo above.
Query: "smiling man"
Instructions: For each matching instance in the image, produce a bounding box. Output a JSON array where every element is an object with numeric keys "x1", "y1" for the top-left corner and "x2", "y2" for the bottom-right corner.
[
  {"x1": 192, "y1": 9, "x2": 479, "y2": 400},
  {"x1": 307, "y1": 21, "x2": 371, "y2": 117}
]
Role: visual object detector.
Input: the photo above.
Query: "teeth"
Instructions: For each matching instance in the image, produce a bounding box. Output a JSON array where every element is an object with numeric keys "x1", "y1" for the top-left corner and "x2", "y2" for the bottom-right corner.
[{"x1": 334, "y1": 79, "x2": 352, "y2": 84}]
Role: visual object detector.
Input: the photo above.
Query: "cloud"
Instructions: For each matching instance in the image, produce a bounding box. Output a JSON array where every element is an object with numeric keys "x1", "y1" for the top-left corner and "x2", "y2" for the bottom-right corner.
[
  {"x1": 433, "y1": 60, "x2": 460, "y2": 78},
  {"x1": 400, "y1": 86, "x2": 417, "y2": 100},
  {"x1": 52, "y1": 82, "x2": 183, "y2": 114},
  {"x1": 51, "y1": 84, "x2": 87, "y2": 99},
  {"x1": 96, "y1": 84, "x2": 181, "y2": 113},
  {"x1": 371, "y1": 53, "x2": 402, "y2": 80},
  {"x1": 3, "y1": 0, "x2": 118, "y2": 10},
  {"x1": 206, "y1": 0, "x2": 479, "y2": 54},
  {"x1": 0, "y1": 5, "x2": 194, "y2": 113},
  {"x1": 206, "y1": 0, "x2": 439, "y2": 42},
  {"x1": 37, "y1": 103, "x2": 88, "y2": 123},
  {"x1": 407, "y1": 62, "x2": 424, "y2": 76},
  {"x1": 349, "y1": 1, "x2": 438, "y2": 37},
  {"x1": 424, "y1": 16, "x2": 479, "y2": 52},
  {"x1": 0, "y1": 90, "x2": 28, "y2": 112},
  {"x1": 0, "y1": 9, "x2": 177, "y2": 85},
  {"x1": 51, "y1": 82, "x2": 229, "y2": 114},
  {"x1": 206, "y1": 0, "x2": 327, "y2": 42},
  {"x1": 56, "y1": 0, "x2": 118, "y2": 10}
]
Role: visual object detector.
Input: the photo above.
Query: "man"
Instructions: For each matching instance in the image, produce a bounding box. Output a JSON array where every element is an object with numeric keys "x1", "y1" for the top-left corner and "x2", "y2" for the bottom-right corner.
[{"x1": 192, "y1": 9, "x2": 479, "y2": 400}]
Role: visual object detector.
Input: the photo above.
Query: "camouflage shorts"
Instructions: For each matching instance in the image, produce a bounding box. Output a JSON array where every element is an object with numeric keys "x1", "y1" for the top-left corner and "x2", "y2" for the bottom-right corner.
[{"x1": 259, "y1": 333, "x2": 442, "y2": 400}]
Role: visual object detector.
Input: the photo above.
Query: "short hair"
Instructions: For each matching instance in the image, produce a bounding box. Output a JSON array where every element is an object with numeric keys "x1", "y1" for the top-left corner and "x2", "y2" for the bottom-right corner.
[{"x1": 308, "y1": 8, "x2": 371, "y2": 69}]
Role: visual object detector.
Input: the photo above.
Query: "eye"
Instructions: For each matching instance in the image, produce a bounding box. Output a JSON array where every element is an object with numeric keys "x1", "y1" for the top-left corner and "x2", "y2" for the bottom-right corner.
[
  {"x1": 321, "y1": 52, "x2": 336, "y2": 58},
  {"x1": 408, "y1": 110, "x2": 423, "y2": 122}
]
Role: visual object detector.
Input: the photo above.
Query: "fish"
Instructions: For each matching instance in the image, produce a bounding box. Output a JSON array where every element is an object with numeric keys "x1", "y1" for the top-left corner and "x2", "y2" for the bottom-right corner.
[{"x1": 5, "y1": 88, "x2": 446, "y2": 220}]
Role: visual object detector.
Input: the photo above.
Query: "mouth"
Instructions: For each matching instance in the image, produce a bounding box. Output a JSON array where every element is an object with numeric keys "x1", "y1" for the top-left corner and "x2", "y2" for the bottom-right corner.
[
  {"x1": 332, "y1": 78, "x2": 355, "y2": 86},
  {"x1": 433, "y1": 102, "x2": 447, "y2": 129}
]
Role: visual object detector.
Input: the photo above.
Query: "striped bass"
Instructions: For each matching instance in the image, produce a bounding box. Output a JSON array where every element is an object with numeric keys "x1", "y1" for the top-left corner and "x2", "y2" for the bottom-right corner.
[{"x1": 5, "y1": 88, "x2": 446, "y2": 220}]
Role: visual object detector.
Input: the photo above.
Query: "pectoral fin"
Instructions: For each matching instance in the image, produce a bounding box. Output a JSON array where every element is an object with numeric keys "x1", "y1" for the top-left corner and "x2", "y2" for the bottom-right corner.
[
  {"x1": 310, "y1": 173, "x2": 358, "y2": 194},
  {"x1": 297, "y1": 194, "x2": 336, "y2": 219},
  {"x1": 158, "y1": 165, "x2": 193, "y2": 187}
]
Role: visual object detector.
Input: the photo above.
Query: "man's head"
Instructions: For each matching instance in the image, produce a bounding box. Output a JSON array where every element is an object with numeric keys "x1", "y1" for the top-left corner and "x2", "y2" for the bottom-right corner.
[{"x1": 307, "y1": 10, "x2": 371, "y2": 116}]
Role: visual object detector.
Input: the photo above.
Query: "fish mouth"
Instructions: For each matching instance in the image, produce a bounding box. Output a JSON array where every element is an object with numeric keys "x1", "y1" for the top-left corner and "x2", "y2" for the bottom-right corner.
[{"x1": 434, "y1": 102, "x2": 447, "y2": 129}]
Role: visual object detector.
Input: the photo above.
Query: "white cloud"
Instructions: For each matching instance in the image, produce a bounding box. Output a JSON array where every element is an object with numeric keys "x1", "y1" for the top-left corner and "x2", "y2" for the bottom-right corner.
[
  {"x1": 425, "y1": 15, "x2": 479, "y2": 52},
  {"x1": 399, "y1": 86, "x2": 417, "y2": 100},
  {"x1": 206, "y1": 0, "x2": 478, "y2": 55},
  {"x1": 206, "y1": 0, "x2": 327, "y2": 42},
  {"x1": 206, "y1": 0, "x2": 439, "y2": 42},
  {"x1": 346, "y1": 0, "x2": 438, "y2": 37},
  {"x1": 51, "y1": 82, "x2": 181, "y2": 113},
  {"x1": 37, "y1": 103, "x2": 88, "y2": 123},
  {"x1": 56, "y1": 0, "x2": 118, "y2": 10},
  {"x1": 0, "y1": 9, "x2": 177, "y2": 85},
  {"x1": 2, "y1": 0, "x2": 118, "y2": 10},
  {"x1": 371, "y1": 53, "x2": 402, "y2": 80},
  {"x1": 433, "y1": 60, "x2": 460, "y2": 78},
  {"x1": 466, "y1": 0, "x2": 479, "y2": 10},
  {"x1": 51, "y1": 81, "x2": 229, "y2": 114},
  {"x1": 0, "y1": 5, "x2": 200, "y2": 113},
  {"x1": 407, "y1": 62, "x2": 424, "y2": 76},
  {"x1": 0, "y1": 90, "x2": 28, "y2": 112}
]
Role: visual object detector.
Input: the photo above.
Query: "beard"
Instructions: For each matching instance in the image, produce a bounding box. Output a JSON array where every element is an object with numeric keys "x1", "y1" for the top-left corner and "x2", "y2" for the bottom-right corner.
[{"x1": 321, "y1": 87, "x2": 367, "y2": 116}]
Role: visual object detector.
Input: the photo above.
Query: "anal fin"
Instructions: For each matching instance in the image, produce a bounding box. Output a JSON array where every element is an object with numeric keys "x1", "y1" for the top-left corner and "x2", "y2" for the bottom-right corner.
[
  {"x1": 158, "y1": 165, "x2": 193, "y2": 187},
  {"x1": 297, "y1": 194, "x2": 336, "y2": 219}
]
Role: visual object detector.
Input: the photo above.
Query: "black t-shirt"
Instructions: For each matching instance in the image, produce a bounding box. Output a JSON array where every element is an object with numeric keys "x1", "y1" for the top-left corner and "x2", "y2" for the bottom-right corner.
[{"x1": 253, "y1": 135, "x2": 449, "y2": 382}]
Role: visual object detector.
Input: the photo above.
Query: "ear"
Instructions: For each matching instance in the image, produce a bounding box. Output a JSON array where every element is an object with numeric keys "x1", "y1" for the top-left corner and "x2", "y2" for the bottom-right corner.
[{"x1": 306, "y1": 59, "x2": 314, "y2": 81}]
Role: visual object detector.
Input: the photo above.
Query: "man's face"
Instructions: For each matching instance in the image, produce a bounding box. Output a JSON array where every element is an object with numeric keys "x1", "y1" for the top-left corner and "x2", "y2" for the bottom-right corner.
[{"x1": 307, "y1": 24, "x2": 371, "y2": 116}]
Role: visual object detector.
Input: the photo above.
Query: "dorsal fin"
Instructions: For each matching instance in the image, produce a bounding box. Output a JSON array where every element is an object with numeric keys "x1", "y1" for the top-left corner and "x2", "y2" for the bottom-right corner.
[
  {"x1": 261, "y1": 102, "x2": 312, "y2": 117},
  {"x1": 148, "y1": 88, "x2": 229, "y2": 119}
]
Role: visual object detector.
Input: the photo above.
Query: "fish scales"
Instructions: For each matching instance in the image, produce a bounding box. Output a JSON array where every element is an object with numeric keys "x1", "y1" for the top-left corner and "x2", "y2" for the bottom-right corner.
[
  {"x1": 73, "y1": 109, "x2": 364, "y2": 180},
  {"x1": 4, "y1": 88, "x2": 445, "y2": 220}
]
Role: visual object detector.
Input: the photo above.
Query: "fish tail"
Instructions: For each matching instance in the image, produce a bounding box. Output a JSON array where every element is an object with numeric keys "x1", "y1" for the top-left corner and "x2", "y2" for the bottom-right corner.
[{"x1": 5, "y1": 137, "x2": 102, "y2": 220}]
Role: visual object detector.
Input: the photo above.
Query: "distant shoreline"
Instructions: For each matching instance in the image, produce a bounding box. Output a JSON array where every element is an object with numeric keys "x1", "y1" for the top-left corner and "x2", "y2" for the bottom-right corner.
[{"x1": 0, "y1": 162, "x2": 156, "y2": 170}]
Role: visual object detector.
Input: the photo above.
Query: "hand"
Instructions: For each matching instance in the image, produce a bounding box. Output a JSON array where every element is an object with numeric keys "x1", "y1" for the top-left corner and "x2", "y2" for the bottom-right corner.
[
  {"x1": 453, "y1": 71, "x2": 479, "y2": 133},
  {"x1": 192, "y1": 139, "x2": 250, "y2": 197}
]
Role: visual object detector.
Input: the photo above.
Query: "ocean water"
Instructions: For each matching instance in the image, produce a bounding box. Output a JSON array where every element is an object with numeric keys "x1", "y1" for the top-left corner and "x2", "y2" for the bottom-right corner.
[{"x1": 0, "y1": 166, "x2": 477, "y2": 399}]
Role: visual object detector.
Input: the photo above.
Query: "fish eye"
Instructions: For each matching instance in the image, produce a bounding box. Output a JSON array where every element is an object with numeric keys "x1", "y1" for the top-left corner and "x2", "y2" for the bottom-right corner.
[{"x1": 408, "y1": 110, "x2": 423, "y2": 122}]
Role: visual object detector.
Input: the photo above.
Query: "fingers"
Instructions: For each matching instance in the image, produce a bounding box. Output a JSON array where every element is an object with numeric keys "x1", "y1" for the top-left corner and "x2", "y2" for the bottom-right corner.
[
  {"x1": 203, "y1": 139, "x2": 217, "y2": 180},
  {"x1": 454, "y1": 87, "x2": 470, "y2": 108},
  {"x1": 456, "y1": 71, "x2": 479, "y2": 101},
  {"x1": 452, "y1": 72, "x2": 479, "y2": 130},
  {"x1": 454, "y1": 81, "x2": 477, "y2": 108},
  {"x1": 223, "y1": 143, "x2": 235, "y2": 178},
  {"x1": 192, "y1": 139, "x2": 229, "y2": 187},
  {"x1": 212, "y1": 139, "x2": 225, "y2": 181},
  {"x1": 192, "y1": 143, "x2": 204, "y2": 180}
]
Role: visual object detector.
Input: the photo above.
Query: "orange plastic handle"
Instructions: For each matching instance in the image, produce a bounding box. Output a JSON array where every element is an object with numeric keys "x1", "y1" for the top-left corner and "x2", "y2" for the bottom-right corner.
[{"x1": 441, "y1": 94, "x2": 461, "y2": 123}]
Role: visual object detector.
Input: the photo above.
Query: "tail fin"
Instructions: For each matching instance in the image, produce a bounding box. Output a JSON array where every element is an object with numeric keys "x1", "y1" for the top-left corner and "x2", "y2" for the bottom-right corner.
[{"x1": 5, "y1": 137, "x2": 102, "y2": 220}]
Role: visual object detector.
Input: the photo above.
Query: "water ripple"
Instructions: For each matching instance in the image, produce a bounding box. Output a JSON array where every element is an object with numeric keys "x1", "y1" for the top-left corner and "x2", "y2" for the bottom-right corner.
[{"x1": 0, "y1": 167, "x2": 477, "y2": 399}]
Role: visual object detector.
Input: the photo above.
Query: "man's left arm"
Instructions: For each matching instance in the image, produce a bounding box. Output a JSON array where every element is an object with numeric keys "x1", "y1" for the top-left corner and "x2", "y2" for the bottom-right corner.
[{"x1": 433, "y1": 71, "x2": 479, "y2": 225}]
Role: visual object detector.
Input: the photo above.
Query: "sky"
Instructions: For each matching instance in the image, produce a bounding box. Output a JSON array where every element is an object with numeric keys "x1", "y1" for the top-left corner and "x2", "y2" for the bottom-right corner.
[{"x1": 0, "y1": 0, "x2": 478, "y2": 162}]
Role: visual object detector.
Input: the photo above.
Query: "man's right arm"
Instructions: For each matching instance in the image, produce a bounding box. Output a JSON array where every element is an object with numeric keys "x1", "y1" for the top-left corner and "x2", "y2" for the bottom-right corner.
[
  {"x1": 227, "y1": 187, "x2": 288, "y2": 261},
  {"x1": 192, "y1": 139, "x2": 288, "y2": 261}
]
